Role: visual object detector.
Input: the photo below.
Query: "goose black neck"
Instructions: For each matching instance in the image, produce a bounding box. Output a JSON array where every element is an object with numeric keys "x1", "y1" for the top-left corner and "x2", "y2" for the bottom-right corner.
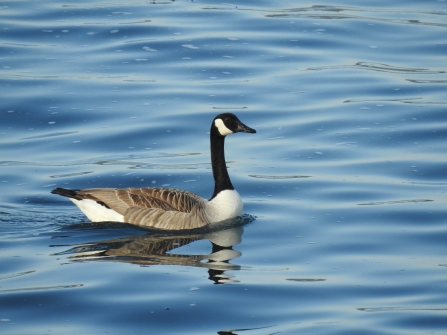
[{"x1": 210, "y1": 128, "x2": 234, "y2": 200}]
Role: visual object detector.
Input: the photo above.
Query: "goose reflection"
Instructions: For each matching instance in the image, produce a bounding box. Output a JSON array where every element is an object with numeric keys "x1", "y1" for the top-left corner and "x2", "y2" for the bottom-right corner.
[{"x1": 54, "y1": 218, "x2": 251, "y2": 284}]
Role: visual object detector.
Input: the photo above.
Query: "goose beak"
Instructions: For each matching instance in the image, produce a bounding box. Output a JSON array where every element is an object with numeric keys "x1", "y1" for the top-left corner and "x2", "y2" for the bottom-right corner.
[{"x1": 236, "y1": 122, "x2": 256, "y2": 134}]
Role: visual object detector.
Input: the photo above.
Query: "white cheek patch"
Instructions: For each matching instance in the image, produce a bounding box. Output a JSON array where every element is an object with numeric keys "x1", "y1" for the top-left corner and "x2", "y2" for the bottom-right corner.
[{"x1": 214, "y1": 118, "x2": 233, "y2": 136}]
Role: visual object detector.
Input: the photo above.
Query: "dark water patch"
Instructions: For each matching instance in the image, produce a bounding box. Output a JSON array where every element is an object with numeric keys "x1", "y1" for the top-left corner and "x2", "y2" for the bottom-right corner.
[
  {"x1": 212, "y1": 106, "x2": 248, "y2": 110},
  {"x1": 286, "y1": 278, "x2": 326, "y2": 282},
  {"x1": 49, "y1": 171, "x2": 94, "y2": 178},
  {"x1": 358, "y1": 199, "x2": 434, "y2": 206},
  {"x1": 306, "y1": 61, "x2": 446, "y2": 75},
  {"x1": 343, "y1": 97, "x2": 447, "y2": 105},
  {"x1": 0, "y1": 270, "x2": 36, "y2": 281},
  {"x1": 249, "y1": 174, "x2": 311, "y2": 180},
  {"x1": 19, "y1": 131, "x2": 79, "y2": 140},
  {"x1": 0, "y1": 283, "x2": 83, "y2": 294},
  {"x1": 263, "y1": 5, "x2": 447, "y2": 29},
  {"x1": 358, "y1": 306, "x2": 447, "y2": 313}
]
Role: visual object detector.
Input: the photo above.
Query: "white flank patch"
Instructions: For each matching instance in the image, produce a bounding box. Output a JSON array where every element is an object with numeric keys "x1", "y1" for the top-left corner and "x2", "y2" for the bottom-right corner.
[
  {"x1": 206, "y1": 189, "x2": 243, "y2": 222},
  {"x1": 70, "y1": 198, "x2": 124, "y2": 222},
  {"x1": 214, "y1": 118, "x2": 233, "y2": 136}
]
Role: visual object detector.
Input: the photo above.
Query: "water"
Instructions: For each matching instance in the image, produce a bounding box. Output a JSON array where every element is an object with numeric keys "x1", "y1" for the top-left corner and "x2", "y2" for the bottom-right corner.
[{"x1": 1, "y1": 0, "x2": 447, "y2": 334}]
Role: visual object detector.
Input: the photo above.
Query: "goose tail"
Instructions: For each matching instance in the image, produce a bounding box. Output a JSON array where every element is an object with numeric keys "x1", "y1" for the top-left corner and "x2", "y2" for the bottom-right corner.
[{"x1": 51, "y1": 187, "x2": 80, "y2": 200}]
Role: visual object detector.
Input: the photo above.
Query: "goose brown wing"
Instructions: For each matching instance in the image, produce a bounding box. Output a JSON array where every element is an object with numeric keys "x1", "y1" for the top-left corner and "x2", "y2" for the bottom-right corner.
[
  {"x1": 124, "y1": 204, "x2": 209, "y2": 230},
  {"x1": 75, "y1": 187, "x2": 204, "y2": 215}
]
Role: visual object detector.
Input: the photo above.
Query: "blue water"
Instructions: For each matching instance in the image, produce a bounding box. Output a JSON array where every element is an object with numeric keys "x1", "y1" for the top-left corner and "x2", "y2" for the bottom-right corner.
[{"x1": 1, "y1": 1, "x2": 447, "y2": 334}]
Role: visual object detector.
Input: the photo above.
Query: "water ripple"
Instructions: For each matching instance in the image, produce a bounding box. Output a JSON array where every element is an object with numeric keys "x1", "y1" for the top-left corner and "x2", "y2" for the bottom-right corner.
[
  {"x1": 263, "y1": 5, "x2": 447, "y2": 28},
  {"x1": 249, "y1": 174, "x2": 311, "y2": 180},
  {"x1": 358, "y1": 199, "x2": 434, "y2": 206},
  {"x1": 0, "y1": 270, "x2": 36, "y2": 281},
  {"x1": 1, "y1": 1, "x2": 446, "y2": 334},
  {"x1": 358, "y1": 306, "x2": 447, "y2": 313},
  {"x1": 305, "y1": 61, "x2": 446, "y2": 74},
  {"x1": 0, "y1": 284, "x2": 83, "y2": 294}
]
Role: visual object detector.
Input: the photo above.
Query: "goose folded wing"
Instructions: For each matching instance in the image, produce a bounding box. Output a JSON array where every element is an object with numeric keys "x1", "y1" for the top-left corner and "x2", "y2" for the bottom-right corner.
[
  {"x1": 124, "y1": 204, "x2": 209, "y2": 230},
  {"x1": 75, "y1": 187, "x2": 204, "y2": 215}
]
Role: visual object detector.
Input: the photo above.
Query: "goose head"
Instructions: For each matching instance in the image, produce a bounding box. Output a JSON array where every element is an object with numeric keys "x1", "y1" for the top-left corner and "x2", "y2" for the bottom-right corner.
[{"x1": 213, "y1": 113, "x2": 256, "y2": 137}]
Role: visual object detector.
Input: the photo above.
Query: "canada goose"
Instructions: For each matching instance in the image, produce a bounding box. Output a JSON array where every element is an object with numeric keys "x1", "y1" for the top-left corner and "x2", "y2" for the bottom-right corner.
[{"x1": 51, "y1": 113, "x2": 256, "y2": 230}]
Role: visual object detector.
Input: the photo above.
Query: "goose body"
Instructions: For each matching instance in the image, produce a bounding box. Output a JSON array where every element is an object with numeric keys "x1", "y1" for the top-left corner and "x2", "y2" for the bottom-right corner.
[{"x1": 52, "y1": 113, "x2": 256, "y2": 230}]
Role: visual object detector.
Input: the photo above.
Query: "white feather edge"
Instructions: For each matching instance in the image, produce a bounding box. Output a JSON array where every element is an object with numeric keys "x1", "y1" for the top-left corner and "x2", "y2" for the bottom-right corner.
[{"x1": 69, "y1": 189, "x2": 243, "y2": 224}]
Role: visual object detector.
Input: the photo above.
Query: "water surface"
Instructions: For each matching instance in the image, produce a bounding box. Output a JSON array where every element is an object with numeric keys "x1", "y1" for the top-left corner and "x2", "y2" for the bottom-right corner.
[{"x1": 1, "y1": 1, "x2": 447, "y2": 334}]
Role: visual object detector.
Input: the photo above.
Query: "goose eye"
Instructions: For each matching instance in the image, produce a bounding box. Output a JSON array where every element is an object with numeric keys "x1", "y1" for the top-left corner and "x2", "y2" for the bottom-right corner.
[{"x1": 225, "y1": 117, "x2": 230, "y2": 123}]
